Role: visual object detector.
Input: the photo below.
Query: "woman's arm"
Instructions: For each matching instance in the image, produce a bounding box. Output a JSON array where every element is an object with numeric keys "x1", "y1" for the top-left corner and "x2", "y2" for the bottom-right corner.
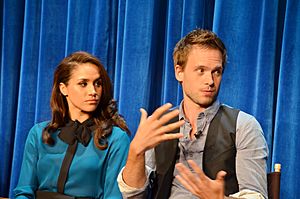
[
  {"x1": 14, "y1": 125, "x2": 39, "y2": 199},
  {"x1": 103, "y1": 128, "x2": 131, "y2": 199}
]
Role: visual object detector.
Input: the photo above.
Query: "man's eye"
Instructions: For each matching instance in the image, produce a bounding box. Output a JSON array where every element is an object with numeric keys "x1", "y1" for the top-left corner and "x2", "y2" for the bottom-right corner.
[
  {"x1": 213, "y1": 70, "x2": 222, "y2": 76},
  {"x1": 197, "y1": 68, "x2": 205, "y2": 73},
  {"x1": 79, "y1": 82, "x2": 87, "y2": 87}
]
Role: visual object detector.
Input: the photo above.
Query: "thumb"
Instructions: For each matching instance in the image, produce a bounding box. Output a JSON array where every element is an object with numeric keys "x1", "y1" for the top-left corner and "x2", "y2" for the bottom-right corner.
[
  {"x1": 139, "y1": 108, "x2": 148, "y2": 124},
  {"x1": 216, "y1": 170, "x2": 226, "y2": 182}
]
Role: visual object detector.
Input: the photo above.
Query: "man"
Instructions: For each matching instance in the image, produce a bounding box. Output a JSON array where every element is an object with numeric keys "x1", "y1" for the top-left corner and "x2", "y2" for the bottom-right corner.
[{"x1": 117, "y1": 29, "x2": 268, "y2": 199}]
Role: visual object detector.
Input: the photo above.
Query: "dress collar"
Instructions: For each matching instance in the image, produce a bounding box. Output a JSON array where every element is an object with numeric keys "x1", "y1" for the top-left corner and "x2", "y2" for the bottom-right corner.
[{"x1": 58, "y1": 118, "x2": 97, "y2": 146}]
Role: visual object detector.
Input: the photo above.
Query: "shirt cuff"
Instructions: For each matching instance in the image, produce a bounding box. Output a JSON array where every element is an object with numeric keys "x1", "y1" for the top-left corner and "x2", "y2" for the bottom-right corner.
[
  {"x1": 229, "y1": 189, "x2": 266, "y2": 199},
  {"x1": 117, "y1": 166, "x2": 152, "y2": 198}
]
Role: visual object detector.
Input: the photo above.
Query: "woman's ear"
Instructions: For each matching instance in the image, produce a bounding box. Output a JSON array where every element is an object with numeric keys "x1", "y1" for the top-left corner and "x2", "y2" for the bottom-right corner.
[
  {"x1": 175, "y1": 65, "x2": 184, "y2": 82},
  {"x1": 59, "y1": 83, "x2": 68, "y2": 97}
]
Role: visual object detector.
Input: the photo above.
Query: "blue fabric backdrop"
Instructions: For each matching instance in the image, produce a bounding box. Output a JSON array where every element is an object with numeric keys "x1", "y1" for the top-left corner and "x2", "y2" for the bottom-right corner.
[{"x1": 0, "y1": 0, "x2": 299, "y2": 198}]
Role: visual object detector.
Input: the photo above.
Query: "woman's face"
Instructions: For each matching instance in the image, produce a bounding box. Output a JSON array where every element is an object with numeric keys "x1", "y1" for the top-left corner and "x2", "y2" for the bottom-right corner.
[{"x1": 59, "y1": 63, "x2": 102, "y2": 121}]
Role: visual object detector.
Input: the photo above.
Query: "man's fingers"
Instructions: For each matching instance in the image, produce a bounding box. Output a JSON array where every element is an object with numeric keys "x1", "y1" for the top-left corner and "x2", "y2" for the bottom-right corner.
[
  {"x1": 175, "y1": 163, "x2": 193, "y2": 183},
  {"x1": 161, "y1": 132, "x2": 183, "y2": 141},
  {"x1": 175, "y1": 163, "x2": 200, "y2": 192},
  {"x1": 158, "y1": 108, "x2": 180, "y2": 124},
  {"x1": 176, "y1": 162, "x2": 226, "y2": 199},
  {"x1": 149, "y1": 103, "x2": 173, "y2": 120},
  {"x1": 175, "y1": 175, "x2": 196, "y2": 194},
  {"x1": 187, "y1": 160, "x2": 207, "y2": 182},
  {"x1": 158, "y1": 119, "x2": 185, "y2": 134}
]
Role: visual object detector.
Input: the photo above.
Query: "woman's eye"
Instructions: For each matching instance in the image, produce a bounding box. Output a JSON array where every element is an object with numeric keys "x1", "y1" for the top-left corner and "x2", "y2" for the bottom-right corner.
[{"x1": 95, "y1": 80, "x2": 102, "y2": 87}]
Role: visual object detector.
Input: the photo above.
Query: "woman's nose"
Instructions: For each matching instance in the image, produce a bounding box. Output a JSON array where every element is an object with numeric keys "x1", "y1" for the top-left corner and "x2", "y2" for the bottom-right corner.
[{"x1": 88, "y1": 85, "x2": 97, "y2": 95}]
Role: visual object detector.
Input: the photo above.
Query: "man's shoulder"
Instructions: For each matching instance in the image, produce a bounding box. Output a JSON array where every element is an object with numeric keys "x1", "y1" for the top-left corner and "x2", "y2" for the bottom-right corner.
[
  {"x1": 220, "y1": 104, "x2": 257, "y2": 116},
  {"x1": 220, "y1": 104, "x2": 240, "y2": 112},
  {"x1": 217, "y1": 104, "x2": 240, "y2": 122},
  {"x1": 220, "y1": 104, "x2": 260, "y2": 126}
]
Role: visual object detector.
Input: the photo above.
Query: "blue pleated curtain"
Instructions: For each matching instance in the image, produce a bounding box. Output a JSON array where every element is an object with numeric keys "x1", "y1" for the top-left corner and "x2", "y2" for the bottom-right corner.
[{"x1": 0, "y1": 0, "x2": 299, "y2": 198}]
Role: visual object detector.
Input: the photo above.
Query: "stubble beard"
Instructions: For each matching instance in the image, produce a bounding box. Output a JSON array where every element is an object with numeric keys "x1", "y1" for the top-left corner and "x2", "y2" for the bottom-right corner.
[{"x1": 185, "y1": 90, "x2": 219, "y2": 109}]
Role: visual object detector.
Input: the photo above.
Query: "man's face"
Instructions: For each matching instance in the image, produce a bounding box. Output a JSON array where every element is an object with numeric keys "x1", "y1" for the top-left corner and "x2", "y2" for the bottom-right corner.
[{"x1": 175, "y1": 46, "x2": 223, "y2": 110}]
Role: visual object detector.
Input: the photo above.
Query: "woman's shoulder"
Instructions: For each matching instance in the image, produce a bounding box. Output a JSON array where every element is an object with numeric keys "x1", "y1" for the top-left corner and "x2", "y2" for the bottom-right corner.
[
  {"x1": 28, "y1": 121, "x2": 50, "y2": 136},
  {"x1": 104, "y1": 126, "x2": 130, "y2": 152},
  {"x1": 109, "y1": 126, "x2": 130, "y2": 143},
  {"x1": 32, "y1": 121, "x2": 50, "y2": 130},
  {"x1": 23, "y1": 121, "x2": 51, "y2": 146}
]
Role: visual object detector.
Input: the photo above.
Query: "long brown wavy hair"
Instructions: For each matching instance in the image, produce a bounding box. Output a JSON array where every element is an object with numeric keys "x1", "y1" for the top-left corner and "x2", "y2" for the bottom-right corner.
[{"x1": 43, "y1": 51, "x2": 130, "y2": 149}]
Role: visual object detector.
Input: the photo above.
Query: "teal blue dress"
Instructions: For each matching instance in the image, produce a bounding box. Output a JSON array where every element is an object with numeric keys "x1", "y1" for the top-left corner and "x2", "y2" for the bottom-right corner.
[{"x1": 14, "y1": 121, "x2": 130, "y2": 199}]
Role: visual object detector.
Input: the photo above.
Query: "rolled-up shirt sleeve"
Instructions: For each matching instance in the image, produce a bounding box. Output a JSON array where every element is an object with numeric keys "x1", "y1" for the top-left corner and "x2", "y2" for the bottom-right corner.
[
  {"x1": 117, "y1": 149, "x2": 156, "y2": 198},
  {"x1": 235, "y1": 111, "x2": 269, "y2": 199},
  {"x1": 118, "y1": 110, "x2": 268, "y2": 199}
]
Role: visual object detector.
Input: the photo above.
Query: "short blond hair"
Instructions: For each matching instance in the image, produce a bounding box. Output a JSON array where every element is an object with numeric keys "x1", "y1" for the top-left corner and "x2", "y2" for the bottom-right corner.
[{"x1": 173, "y1": 29, "x2": 227, "y2": 69}]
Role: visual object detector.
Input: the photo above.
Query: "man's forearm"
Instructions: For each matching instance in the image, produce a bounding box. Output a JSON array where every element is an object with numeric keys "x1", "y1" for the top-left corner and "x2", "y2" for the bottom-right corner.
[
  {"x1": 122, "y1": 143, "x2": 148, "y2": 188},
  {"x1": 122, "y1": 104, "x2": 183, "y2": 189}
]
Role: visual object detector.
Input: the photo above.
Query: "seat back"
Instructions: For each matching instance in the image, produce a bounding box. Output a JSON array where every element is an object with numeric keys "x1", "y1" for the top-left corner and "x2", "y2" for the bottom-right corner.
[{"x1": 267, "y1": 163, "x2": 281, "y2": 199}]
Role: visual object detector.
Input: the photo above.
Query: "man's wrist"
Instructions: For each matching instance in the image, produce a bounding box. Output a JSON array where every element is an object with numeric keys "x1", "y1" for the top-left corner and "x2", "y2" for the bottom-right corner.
[{"x1": 129, "y1": 141, "x2": 147, "y2": 157}]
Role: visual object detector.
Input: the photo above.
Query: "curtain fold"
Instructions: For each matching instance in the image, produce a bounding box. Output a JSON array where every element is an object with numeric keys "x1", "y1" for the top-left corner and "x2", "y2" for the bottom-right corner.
[
  {"x1": 213, "y1": 0, "x2": 283, "y2": 169},
  {"x1": 273, "y1": 0, "x2": 300, "y2": 195},
  {"x1": 0, "y1": 0, "x2": 25, "y2": 194},
  {"x1": 0, "y1": 0, "x2": 299, "y2": 198}
]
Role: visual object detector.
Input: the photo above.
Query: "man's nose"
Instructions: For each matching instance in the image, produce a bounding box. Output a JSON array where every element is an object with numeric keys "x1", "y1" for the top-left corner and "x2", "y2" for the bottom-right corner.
[{"x1": 204, "y1": 72, "x2": 214, "y2": 86}]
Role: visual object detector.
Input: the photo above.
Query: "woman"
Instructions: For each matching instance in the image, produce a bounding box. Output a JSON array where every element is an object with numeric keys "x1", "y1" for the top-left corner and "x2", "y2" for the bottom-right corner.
[{"x1": 14, "y1": 51, "x2": 130, "y2": 199}]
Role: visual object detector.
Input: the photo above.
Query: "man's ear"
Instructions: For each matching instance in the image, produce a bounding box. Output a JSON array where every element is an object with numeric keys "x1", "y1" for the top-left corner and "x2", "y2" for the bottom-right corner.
[
  {"x1": 175, "y1": 65, "x2": 184, "y2": 82},
  {"x1": 59, "y1": 83, "x2": 68, "y2": 96}
]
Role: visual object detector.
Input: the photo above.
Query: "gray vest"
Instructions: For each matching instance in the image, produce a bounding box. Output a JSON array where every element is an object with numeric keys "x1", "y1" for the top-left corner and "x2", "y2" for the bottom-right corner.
[{"x1": 152, "y1": 105, "x2": 239, "y2": 199}]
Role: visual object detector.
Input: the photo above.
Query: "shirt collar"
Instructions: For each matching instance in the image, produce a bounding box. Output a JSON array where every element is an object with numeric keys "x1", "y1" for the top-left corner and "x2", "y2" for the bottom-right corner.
[{"x1": 179, "y1": 100, "x2": 221, "y2": 123}]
